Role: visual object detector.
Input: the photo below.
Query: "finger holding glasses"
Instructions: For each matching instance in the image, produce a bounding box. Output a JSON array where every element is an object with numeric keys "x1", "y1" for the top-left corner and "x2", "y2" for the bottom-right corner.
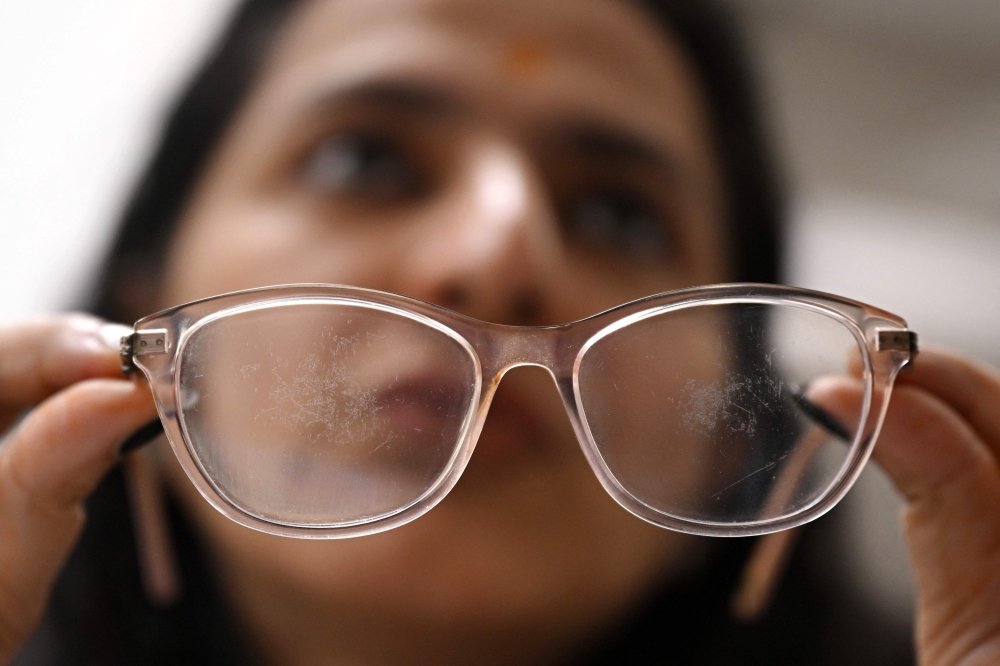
[
  {"x1": 813, "y1": 348, "x2": 1000, "y2": 666},
  {"x1": 0, "y1": 316, "x2": 156, "y2": 663}
]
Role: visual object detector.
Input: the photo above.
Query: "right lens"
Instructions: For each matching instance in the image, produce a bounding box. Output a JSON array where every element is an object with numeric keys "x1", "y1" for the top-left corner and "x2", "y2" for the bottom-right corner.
[
  {"x1": 576, "y1": 301, "x2": 869, "y2": 527},
  {"x1": 175, "y1": 299, "x2": 479, "y2": 527}
]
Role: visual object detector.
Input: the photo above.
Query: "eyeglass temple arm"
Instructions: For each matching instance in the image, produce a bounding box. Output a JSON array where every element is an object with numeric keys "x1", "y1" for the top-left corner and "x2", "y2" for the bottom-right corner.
[
  {"x1": 791, "y1": 391, "x2": 852, "y2": 442},
  {"x1": 116, "y1": 332, "x2": 165, "y2": 455},
  {"x1": 120, "y1": 332, "x2": 139, "y2": 376},
  {"x1": 117, "y1": 418, "x2": 165, "y2": 456}
]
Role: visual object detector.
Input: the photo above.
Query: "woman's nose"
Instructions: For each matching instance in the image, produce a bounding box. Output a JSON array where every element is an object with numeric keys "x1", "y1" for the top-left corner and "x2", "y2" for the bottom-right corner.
[{"x1": 397, "y1": 140, "x2": 562, "y2": 325}]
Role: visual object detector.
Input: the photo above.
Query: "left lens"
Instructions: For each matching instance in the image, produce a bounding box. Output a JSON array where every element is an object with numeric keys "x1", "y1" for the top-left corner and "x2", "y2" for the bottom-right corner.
[
  {"x1": 175, "y1": 299, "x2": 478, "y2": 528},
  {"x1": 575, "y1": 300, "x2": 869, "y2": 527}
]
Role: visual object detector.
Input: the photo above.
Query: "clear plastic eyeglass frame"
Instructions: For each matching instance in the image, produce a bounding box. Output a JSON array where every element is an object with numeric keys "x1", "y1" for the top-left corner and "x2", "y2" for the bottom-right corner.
[{"x1": 122, "y1": 283, "x2": 915, "y2": 540}]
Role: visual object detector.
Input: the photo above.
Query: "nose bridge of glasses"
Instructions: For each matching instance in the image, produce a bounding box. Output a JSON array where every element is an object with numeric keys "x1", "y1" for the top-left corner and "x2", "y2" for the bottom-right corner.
[{"x1": 472, "y1": 324, "x2": 562, "y2": 381}]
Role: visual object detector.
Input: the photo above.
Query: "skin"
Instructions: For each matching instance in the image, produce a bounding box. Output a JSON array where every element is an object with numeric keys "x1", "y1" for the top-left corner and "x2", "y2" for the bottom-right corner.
[{"x1": 0, "y1": 0, "x2": 999, "y2": 664}]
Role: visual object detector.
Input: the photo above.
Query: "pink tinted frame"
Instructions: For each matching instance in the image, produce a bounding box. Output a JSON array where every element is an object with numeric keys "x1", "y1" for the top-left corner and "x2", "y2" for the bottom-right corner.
[{"x1": 129, "y1": 283, "x2": 914, "y2": 539}]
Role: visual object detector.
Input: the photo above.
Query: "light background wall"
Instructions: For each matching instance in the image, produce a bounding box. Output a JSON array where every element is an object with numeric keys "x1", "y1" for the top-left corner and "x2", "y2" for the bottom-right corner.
[
  {"x1": 2, "y1": 0, "x2": 998, "y2": 629},
  {"x1": 730, "y1": 0, "x2": 1000, "y2": 367},
  {"x1": 724, "y1": 0, "x2": 1000, "y2": 627},
  {"x1": 0, "y1": 1, "x2": 238, "y2": 323}
]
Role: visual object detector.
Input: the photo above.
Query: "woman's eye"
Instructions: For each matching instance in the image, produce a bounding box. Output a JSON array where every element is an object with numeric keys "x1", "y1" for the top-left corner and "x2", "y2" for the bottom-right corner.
[
  {"x1": 565, "y1": 190, "x2": 672, "y2": 262},
  {"x1": 304, "y1": 133, "x2": 422, "y2": 201}
]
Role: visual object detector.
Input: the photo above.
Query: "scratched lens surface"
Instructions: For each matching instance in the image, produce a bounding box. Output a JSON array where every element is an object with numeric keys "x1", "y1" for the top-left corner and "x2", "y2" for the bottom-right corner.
[
  {"x1": 576, "y1": 302, "x2": 868, "y2": 523},
  {"x1": 176, "y1": 300, "x2": 478, "y2": 527}
]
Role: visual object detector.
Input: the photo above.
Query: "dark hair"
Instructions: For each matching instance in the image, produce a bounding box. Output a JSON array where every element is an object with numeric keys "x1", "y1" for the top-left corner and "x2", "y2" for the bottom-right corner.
[
  {"x1": 88, "y1": 0, "x2": 783, "y2": 322},
  {"x1": 637, "y1": 0, "x2": 783, "y2": 285}
]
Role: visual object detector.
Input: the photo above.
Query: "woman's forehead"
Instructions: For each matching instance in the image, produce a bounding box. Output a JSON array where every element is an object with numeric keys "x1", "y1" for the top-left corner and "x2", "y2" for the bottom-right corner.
[
  {"x1": 238, "y1": 0, "x2": 711, "y2": 168},
  {"x1": 266, "y1": 0, "x2": 697, "y2": 104}
]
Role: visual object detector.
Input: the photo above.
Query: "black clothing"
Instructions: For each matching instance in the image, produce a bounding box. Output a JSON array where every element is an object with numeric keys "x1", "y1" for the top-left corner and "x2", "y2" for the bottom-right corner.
[{"x1": 16, "y1": 467, "x2": 914, "y2": 665}]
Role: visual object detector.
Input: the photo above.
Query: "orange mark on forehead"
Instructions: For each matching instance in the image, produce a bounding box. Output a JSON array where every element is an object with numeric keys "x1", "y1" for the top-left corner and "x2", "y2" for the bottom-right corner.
[{"x1": 505, "y1": 41, "x2": 550, "y2": 79}]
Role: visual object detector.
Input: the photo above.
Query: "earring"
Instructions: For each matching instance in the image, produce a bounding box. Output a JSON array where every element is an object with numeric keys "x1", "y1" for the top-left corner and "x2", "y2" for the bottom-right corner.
[
  {"x1": 729, "y1": 425, "x2": 833, "y2": 621},
  {"x1": 122, "y1": 443, "x2": 182, "y2": 607},
  {"x1": 731, "y1": 527, "x2": 800, "y2": 622}
]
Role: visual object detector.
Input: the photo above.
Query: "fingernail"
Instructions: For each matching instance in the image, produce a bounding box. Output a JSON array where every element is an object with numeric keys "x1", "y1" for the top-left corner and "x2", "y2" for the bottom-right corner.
[{"x1": 99, "y1": 323, "x2": 134, "y2": 350}]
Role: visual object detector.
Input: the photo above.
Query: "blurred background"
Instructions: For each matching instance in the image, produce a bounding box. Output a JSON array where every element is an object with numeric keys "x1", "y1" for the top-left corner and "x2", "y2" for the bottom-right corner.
[{"x1": 1, "y1": 0, "x2": 997, "y2": 632}]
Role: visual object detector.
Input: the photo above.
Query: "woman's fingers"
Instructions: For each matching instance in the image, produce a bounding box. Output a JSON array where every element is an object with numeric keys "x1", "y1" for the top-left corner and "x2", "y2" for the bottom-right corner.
[
  {"x1": 0, "y1": 378, "x2": 156, "y2": 662},
  {"x1": 813, "y1": 378, "x2": 994, "y2": 503},
  {"x1": 812, "y1": 368, "x2": 1000, "y2": 665},
  {"x1": 874, "y1": 385, "x2": 1000, "y2": 666},
  {"x1": 894, "y1": 348, "x2": 1000, "y2": 453},
  {"x1": 0, "y1": 315, "x2": 130, "y2": 412}
]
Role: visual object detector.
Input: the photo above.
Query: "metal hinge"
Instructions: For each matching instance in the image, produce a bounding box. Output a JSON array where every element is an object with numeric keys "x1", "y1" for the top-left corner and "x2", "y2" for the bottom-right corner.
[
  {"x1": 120, "y1": 329, "x2": 168, "y2": 375},
  {"x1": 875, "y1": 329, "x2": 918, "y2": 354}
]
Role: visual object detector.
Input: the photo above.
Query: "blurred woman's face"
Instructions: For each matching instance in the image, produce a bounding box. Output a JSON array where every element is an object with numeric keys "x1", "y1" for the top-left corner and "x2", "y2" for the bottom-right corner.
[{"x1": 160, "y1": 0, "x2": 729, "y2": 658}]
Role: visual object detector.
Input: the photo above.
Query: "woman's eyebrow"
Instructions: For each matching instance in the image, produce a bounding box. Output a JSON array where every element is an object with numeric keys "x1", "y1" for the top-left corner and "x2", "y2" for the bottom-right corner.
[
  {"x1": 560, "y1": 123, "x2": 677, "y2": 174},
  {"x1": 304, "y1": 79, "x2": 463, "y2": 118}
]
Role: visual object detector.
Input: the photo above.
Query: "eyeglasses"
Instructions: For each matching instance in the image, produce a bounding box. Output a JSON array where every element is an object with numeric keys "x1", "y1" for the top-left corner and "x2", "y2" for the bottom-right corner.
[{"x1": 120, "y1": 283, "x2": 915, "y2": 539}]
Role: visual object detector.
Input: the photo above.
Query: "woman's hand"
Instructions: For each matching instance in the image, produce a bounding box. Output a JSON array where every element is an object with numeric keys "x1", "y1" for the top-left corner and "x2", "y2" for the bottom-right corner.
[
  {"x1": 0, "y1": 316, "x2": 156, "y2": 664},
  {"x1": 820, "y1": 348, "x2": 1000, "y2": 665}
]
